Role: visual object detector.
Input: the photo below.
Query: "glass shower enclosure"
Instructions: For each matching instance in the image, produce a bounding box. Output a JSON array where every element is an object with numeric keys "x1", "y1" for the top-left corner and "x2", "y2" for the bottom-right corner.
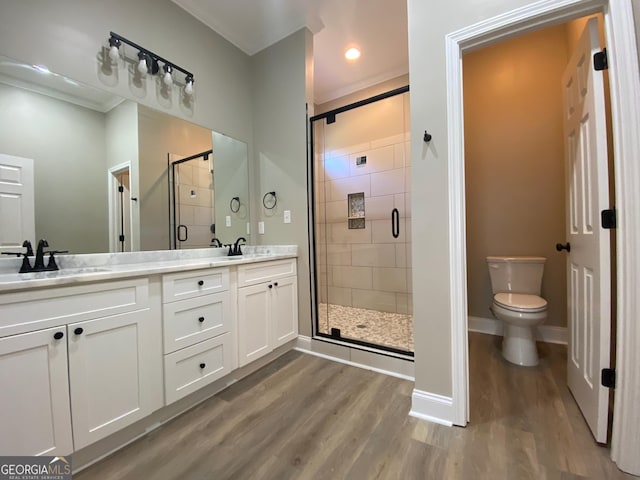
[{"x1": 310, "y1": 87, "x2": 413, "y2": 354}]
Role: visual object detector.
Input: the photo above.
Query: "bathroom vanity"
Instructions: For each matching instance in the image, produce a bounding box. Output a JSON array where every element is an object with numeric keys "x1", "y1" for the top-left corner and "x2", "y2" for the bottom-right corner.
[{"x1": 0, "y1": 246, "x2": 298, "y2": 461}]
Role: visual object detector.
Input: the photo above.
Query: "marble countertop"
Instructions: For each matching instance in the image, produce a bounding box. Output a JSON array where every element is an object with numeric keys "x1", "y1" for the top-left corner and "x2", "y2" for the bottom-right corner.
[{"x1": 0, "y1": 245, "x2": 297, "y2": 293}]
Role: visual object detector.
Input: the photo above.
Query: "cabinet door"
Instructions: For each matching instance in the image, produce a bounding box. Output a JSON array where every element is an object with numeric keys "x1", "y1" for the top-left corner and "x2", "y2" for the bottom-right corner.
[
  {"x1": 271, "y1": 275, "x2": 298, "y2": 348},
  {"x1": 0, "y1": 327, "x2": 73, "y2": 455},
  {"x1": 237, "y1": 283, "x2": 270, "y2": 367},
  {"x1": 68, "y1": 309, "x2": 159, "y2": 449}
]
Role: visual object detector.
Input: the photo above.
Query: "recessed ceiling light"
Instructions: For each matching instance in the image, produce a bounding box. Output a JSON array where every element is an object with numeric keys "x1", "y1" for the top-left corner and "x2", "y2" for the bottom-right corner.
[{"x1": 345, "y1": 47, "x2": 361, "y2": 61}]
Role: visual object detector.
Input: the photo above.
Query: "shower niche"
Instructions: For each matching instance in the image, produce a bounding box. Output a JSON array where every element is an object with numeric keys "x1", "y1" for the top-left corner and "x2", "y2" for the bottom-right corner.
[{"x1": 348, "y1": 192, "x2": 365, "y2": 229}]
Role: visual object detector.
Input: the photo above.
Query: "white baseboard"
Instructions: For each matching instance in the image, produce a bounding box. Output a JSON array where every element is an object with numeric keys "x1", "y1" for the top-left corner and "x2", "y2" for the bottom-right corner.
[
  {"x1": 409, "y1": 389, "x2": 454, "y2": 427},
  {"x1": 468, "y1": 316, "x2": 567, "y2": 345}
]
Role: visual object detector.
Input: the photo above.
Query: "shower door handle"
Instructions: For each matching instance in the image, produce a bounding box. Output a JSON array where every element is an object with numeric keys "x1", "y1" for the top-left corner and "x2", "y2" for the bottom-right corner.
[
  {"x1": 391, "y1": 208, "x2": 400, "y2": 238},
  {"x1": 177, "y1": 224, "x2": 188, "y2": 242}
]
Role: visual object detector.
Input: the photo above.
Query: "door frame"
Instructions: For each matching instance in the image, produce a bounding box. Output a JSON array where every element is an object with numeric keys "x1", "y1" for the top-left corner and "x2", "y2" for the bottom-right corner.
[
  {"x1": 446, "y1": 0, "x2": 640, "y2": 473},
  {"x1": 107, "y1": 162, "x2": 132, "y2": 253}
]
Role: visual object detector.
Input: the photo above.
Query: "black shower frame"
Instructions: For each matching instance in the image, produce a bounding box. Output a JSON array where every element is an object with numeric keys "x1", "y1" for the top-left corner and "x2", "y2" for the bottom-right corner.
[
  {"x1": 308, "y1": 85, "x2": 413, "y2": 358},
  {"x1": 169, "y1": 149, "x2": 213, "y2": 249}
]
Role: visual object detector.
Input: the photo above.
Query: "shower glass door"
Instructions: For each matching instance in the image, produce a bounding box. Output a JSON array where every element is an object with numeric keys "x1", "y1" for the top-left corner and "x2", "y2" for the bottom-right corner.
[
  {"x1": 312, "y1": 88, "x2": 413, "y2": 354},
  {"x1": 170, "y1": 151, "x2": 215, "y2": 249}
]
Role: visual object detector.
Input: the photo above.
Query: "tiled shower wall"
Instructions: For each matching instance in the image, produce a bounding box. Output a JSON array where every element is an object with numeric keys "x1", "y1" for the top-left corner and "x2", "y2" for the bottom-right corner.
[{"x1": 315, "y1": 132, "x2": 412, "y2": 314}]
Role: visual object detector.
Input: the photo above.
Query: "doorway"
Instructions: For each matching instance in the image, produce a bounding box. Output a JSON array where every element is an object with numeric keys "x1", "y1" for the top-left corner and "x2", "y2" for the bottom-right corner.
[
  {"x1": 108, "y1": 163, "x2": 132, "y2": 253},
  {"x1": 462, "y1": 12, "x2": 615, "y2": 441},
  {"x1": 444, "y1": 0, "x2": 640, "y2": 474}
]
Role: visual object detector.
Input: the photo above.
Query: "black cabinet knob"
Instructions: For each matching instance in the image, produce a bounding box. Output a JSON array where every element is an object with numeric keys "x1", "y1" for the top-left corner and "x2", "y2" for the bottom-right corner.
[
  {"x1": 268, "y1": 284, "x2": 273, "y2": 289},
  {"x1": 53, "y1": 331, "x2": 64, "y2": 340},
  {"x1": 199, "y1": 363, "x2": 206, "y2": 369},
  {"x1": 274, "y1": 282, "x2": 278, "y2": 287},
  {"x1": 198, "y1": 280, "x2": 204, "y2": 286},
  {"x1": 198, "y1": 316, "x2": 205, "y2": 323},
  {"x1": 74, "y1": 327, "x2": 84, "y2": 335}
]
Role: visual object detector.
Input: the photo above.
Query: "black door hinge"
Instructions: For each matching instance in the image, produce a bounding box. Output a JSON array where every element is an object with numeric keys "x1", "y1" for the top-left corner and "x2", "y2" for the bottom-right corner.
[
  {"x1": 118, "y1": 185, "x2": 124, "y2": 193},
  {"x1": 601, "y1": 208, "x2": 616, "y2": 229},
  {"x1": 601, "y1": 368, "x2": 616, "y2": 388},
  {"x1": 594, "y1": 48, "x2": 608, "y2": 71},
  {"x1": 119, "y1": 235, "x2": 125, "y2": 242}
]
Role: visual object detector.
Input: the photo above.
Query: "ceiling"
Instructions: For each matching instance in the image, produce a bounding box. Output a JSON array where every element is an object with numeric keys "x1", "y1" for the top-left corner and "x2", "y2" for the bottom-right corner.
[{"x1": 171, "y1": 0, "x2": 409, "y2": 104}]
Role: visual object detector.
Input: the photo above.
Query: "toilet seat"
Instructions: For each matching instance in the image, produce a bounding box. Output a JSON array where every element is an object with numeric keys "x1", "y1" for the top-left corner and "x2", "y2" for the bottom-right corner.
[{"x1": 493, "y1": 293, "x2": 547, "y2": 313}]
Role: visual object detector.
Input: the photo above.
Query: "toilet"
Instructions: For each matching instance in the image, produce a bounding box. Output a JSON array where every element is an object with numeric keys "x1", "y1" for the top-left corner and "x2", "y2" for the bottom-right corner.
[{"x1": 486, "y1": 256, "x2": 548, "y2": 366}]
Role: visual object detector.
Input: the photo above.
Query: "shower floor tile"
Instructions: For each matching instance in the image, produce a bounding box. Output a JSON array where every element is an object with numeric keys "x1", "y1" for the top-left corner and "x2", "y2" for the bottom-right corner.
[{"x1": 317, "y1": 303, "x2": 413, "y2": 353}]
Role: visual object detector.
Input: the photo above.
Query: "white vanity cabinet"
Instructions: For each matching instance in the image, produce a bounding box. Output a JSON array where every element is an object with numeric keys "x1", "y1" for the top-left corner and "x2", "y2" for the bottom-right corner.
[
  {"x1": 0, "y1": 326, "x2": 73, "y2": 456},
  {"x1": 237, "y1": 259, "x2": 298, "y2": 367},
  {"x1": 0, "y1": 278, "x2": 162, "y2": 454},
  {"x1": 162, "y1": 267, "x2": 236, "y2": 404}
]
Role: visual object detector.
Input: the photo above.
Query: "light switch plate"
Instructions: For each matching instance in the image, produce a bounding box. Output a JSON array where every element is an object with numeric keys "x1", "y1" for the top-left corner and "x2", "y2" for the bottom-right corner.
[
  {"x1": 258, "y1": 221, "x2": 265, "y2": 234},
  {"x1": 284, "y1": 210, "x2": 291, "y2": 223},
  {"x1": 225, "y1": 215, "x2": 231, "y2": 227}
]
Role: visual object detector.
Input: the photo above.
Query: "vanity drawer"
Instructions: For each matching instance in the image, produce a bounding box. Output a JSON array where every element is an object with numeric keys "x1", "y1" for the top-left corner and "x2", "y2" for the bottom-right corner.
[
  {"x1": 0, "y1": 279, "x2": 149, "y2": 337},
  {"x1": 237, "y1": 259, "x2": 296, "y2": 287},
  {"x1": 164, "y1": 332, "x2": 235, "y2": 404},
  {"x1": 163, "y1": 291, "x2": 231, "y2": 354},
  {"x1": 162, "y1": 268, "x2": 229, "y2": 302}
]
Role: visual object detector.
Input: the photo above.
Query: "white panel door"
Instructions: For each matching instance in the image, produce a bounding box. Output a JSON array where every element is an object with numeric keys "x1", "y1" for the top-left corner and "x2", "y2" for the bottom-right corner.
[
  {"x1": 237, "y1": 283, "x2": 270, "y2": 367},
  {"x1": 68, "y1": 309, "x2": 157, "y2": 449},
  {"x1": 0, "y1": 327, "x2": 73, "y2": 455},
  {"x1": 0, "y1": 153, "x2": 35, "y2": 251},
  {"x1": 271, "y1": 275, "x2": 298, "y2": 348},
  {"x1": 561, "y1": 18, "x2": 611, "y2": 443}
]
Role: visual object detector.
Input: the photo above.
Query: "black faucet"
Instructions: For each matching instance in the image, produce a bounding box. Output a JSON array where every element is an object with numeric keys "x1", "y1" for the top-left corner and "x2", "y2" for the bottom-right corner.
[
  {"x1": 211, "y1": 237, "x2": 222, "y2": 248},
  {"x1": 31, "y1": 239, "x2": 67, "y2": 272},
  {"x1": 1, "y1": 240, "x2": 34, "y2": 273},
  {"x1": 227, "y1": 237, "x2": 246, "y2": 256},
  {"x1": 34, "y1": 239, "x2": 49, "y2": 270}
]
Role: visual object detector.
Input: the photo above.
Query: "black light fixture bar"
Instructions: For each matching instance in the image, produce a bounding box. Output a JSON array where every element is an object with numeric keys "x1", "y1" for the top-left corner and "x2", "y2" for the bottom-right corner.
[{"x1": 109, "y1": 31, "x2": 194, "y2": 80}]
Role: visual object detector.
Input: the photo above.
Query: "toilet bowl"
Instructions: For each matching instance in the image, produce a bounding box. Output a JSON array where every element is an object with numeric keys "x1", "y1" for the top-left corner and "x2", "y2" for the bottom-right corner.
[{"x1": 486, "y1": 256, "x2": 548, "y2": 366}]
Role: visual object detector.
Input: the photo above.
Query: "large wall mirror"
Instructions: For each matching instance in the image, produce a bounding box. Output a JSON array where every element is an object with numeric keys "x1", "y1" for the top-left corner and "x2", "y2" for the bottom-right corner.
[{"x1": 0, "y1": 54, "x2": 251, "y2": 255}]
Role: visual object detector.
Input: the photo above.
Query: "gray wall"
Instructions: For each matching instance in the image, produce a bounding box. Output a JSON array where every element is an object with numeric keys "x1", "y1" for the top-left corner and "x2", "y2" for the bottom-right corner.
[
  {"x1": 251, "y1": 29, "x2": 313, "y2": 336},
  {"x1": 0, "y1": 83, "x2": 108, "y2": 253},
  {"x1": 105, "y1": 100, "x2": 140, "y2": 250}
]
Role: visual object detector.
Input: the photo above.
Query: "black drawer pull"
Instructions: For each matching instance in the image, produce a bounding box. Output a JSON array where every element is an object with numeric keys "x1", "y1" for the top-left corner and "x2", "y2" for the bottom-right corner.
[
  {"x1": 198, "y1": 280, "x2": 204, "y2": 286},
  {"x1": 268, "y1": 284, "x2": 273, "y2": 289},
  {"x1": 74, "y1": 327, "x2": 84, "y2": 335},
  {"x1": 198, "y1": 316, "x2": 205, "y2": 323},
  {"x1": 199, "y1": 363, "x2": 206, "y2": 369},
  {"x1": 53, "y1": 331, "x2": 64, "y2": 340},
  {"x1": 274, "y1": 282, "x2": 278, "y2": 287}
]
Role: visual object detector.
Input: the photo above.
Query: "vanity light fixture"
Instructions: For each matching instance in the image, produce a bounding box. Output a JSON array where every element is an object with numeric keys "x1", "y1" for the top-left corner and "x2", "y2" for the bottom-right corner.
[
  {"x1": 107, "y1": 32, "x2": 194, "y2": 94},
  {"x1": 163, "y1": 63, "x2": 173, "y2": 86},
  {"x1": 184, "y1": 74, "x2": 194, "y2": 96},
  {"x1": 108, "y1": 36, "x2": 121, "y2": 61}
]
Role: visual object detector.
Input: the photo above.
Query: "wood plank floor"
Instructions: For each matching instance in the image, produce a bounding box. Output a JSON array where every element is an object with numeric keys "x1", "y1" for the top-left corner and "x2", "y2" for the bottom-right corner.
[{"x1": 75, "y1": 333, "x2": 636, "y2": 479}]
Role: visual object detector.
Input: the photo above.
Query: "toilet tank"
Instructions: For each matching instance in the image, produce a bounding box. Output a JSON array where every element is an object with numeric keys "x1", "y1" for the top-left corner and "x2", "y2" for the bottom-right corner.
[{"x1": 486, "y1": 256, "x2": 546, "y2": 295}]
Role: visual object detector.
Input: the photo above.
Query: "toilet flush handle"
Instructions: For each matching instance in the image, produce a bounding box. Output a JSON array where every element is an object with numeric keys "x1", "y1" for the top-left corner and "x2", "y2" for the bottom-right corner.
[{"x1": 556, "y1": 242, "x2": 571, "y2": 252}]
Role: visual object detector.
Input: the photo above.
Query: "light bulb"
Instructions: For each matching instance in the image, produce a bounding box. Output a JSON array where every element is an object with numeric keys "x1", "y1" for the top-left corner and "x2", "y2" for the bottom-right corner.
[
  {"x1": 163, "y1": 64, "x2": 173, "y2": 86},
  {"x1": 137, "y1": 53, "x2": 148, "y2": 76},
  {"x1": 345, "y1": 47, "x2": 361, "y2": 60},
  {"x1": 108, "y1": 44, "x2": 120, "y2": 61},
  {"x1": 185, "y1": 77, "x2": 194, "y2": 95}
]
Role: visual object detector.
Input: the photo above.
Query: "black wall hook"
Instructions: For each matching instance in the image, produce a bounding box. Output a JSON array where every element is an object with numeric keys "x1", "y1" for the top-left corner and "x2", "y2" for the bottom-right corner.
[{"x1": 423, "y1": 130, "x2": 432, "y2": 142}]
